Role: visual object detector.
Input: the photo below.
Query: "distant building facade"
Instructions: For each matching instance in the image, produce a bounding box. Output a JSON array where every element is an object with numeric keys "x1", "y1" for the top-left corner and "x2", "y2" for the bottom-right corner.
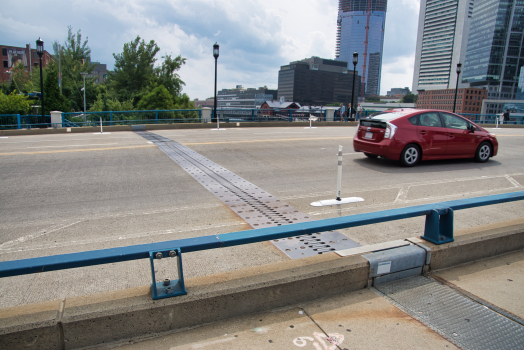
[
  {"x1": 1, "y1": 43, "x2": 52, "y2": 83},
  {"x1": 335, "y1": 0, "x2": 387, "y2": 97},
  {"x1": 416, "y1": 87, "x2": 487, "y2": 114},
  {"x1": 89, "y1": 63, "x2": 107, "y2": 84},
  {"x1": 217, "y1": 86, "x2": 277, "y2": 109},
  {"x1": 387, "y1": 87, "x2": 411, "y2": 97},
  {"x1": 277, "y1": 56, "x2": 360, "y2": 106},
  {"x1": 461, "y1": 0, "x2": 524, "y2": 110},
  {"x1": 193, "y1": 98, "x2": 215, "y2": 108},
  {"x1": 260, "y1": 100, "x2": 301, "y2": 116}
]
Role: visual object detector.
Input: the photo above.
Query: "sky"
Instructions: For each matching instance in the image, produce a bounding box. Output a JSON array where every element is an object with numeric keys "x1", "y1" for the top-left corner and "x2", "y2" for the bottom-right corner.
[{"x1": 1, "y1": 0, "x2": 420, "y2": 100}]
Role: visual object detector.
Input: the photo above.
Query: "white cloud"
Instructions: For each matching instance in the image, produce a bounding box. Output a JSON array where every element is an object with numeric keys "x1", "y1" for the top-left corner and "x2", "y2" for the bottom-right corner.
[
  {"x1": 381, "y1": 55, "x2": 415, "y2": 94},
  {"x1": 1, "y1": 0, "x2": 420, "y2": 99}
]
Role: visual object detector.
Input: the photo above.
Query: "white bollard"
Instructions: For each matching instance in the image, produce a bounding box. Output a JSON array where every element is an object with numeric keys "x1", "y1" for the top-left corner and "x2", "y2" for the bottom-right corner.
[
  {"x1": 310, "y1": 145, "x2": 364, "y2": 207},
  {"x1": 336, "y1": 145, "x2": 343, "y2": 201},
  {"x1": 100, "y1": 117, "x2": 103, "y2": 133}
]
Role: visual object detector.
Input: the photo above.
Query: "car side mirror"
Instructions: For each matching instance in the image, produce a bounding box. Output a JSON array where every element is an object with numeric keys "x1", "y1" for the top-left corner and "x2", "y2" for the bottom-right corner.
[{"x1": 468, "y1": 124, "x2": 475, "y2": 132}]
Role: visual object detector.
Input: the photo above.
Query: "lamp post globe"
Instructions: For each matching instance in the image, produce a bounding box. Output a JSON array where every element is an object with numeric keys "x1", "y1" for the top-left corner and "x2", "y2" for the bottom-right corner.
[
  {"x1": 453, "y1": 62, "x2": 462, "y2": 113},
  {"x1": 350, "y1": 52, "x2": 358, "y2": 120},
  {"x1": 36, "y1": 38, "x2": 45, "y2": 124},
  {"x1": 213, "y1": 43, "x2": 219, "y2": 126}
]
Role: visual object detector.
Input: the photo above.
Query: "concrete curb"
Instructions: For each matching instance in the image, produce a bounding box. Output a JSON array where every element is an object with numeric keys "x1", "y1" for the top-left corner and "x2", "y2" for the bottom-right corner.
[{"x1": 1, "y1": 220, "x2": 523, "y2": 349}]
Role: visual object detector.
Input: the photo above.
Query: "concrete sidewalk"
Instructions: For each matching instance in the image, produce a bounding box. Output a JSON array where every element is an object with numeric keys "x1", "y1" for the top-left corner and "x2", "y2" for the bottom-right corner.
[
  {"x1": 1, "y1": 220, "x2": 523, "y2": 350},
  {"x1": 99, "y1": 250, "x2": 524, "y2": 350}
]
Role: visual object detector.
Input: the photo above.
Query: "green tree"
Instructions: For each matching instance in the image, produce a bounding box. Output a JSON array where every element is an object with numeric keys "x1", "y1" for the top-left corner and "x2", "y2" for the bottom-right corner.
[
  {"x1": 401, "y1": 93, "x2": 417, "y2": 103},
  {"x1": 90, "y1": 85, "x2": 134, "y2": 112},
  {"x1": 0, "y1": 91, "x2": 32, "y2": 115},
  {"x1": 53, "y1": 26, "x2": 96, "y2": 111},
  {"x1": 174, "y1": 93, "x2": 195, "y2": 109},
  {"x1": 137, "y1": 85, "x2": 174, "y2": 110},
  {"x1": 43, "y1": 63, "x2": 71, "y2": 114},
  {"x1": 108, "y1": 36, "x2": 160, "y2": 104},
  {"x1": 364, "y1": 96, "x2": 381, "y2": 102},
  {"x1": 155, "y1": 54, "x2": 186, "y2": 98}
]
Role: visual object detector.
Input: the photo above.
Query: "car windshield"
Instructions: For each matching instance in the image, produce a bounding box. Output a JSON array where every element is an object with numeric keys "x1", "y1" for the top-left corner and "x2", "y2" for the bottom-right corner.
[{"x1": 368, "y1": 112, "x2": 405, "y2": 122}]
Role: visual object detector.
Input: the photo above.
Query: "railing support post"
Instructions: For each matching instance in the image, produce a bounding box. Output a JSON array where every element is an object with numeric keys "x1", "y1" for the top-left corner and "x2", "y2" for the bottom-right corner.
[
  {"x1": 110, "y1": 111, "x2": 113, "y2": 126},
  {"x1": 289, "y1": 109, "x2": 292, "y2": 122},
  {"x1": 155, "y1": 110, "x2": 158, "y2": 124},
  {"x1": 17, "y1": 114, "x2": 21, "y2": 129},
  {"x1": 149, "y1": 248, "x2": 187, "y2": 300},
  {"x1": 422, "y1": 208, "x2": 454, "y2": 245}
]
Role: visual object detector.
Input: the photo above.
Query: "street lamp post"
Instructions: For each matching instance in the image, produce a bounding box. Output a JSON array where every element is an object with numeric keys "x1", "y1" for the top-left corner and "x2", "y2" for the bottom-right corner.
[
  {"x1": 80, "y1": 72, "x2": 88, "y2": 123},
  {"x1": 351, "y1": 52, "x2": 358, "y2": 120},
  {"x1": 36, "y1": 38, "x2": 45, "y2": 124},
  {"x1": 453, "y1": 63, "x2": 462, "y2": 113},
  {"x1": 213, "y1": 42, "x2": 219, "y2": 128}
]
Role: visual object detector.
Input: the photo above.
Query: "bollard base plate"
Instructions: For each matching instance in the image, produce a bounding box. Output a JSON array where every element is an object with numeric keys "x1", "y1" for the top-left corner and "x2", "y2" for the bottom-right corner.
[{"x1": 311, "y1": 197, "x2": 364, "y2": 207}]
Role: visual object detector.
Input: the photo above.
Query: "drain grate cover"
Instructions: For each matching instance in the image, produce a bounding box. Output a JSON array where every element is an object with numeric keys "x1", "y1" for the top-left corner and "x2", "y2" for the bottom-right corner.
[
  {"x1": 137, "y1": 132, "x2": 360, "y2": 259},
  {"x1": 375, "y1": 276, "x2": 524, "y2": 350}
]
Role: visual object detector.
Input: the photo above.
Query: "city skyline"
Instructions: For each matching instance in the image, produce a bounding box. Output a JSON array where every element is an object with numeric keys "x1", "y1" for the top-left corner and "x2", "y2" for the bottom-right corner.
[{"x1": 0, "y1": 0, "x2": 419, "y2": 100}]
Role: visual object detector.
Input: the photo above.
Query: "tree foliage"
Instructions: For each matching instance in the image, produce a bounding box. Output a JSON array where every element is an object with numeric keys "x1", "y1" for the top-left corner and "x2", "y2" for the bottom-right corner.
[
  {"x1": 0, "y1": 91, "x2": 32, "y2": 115},
  {"x1": 109, "y1": 36, "x2": 160, "y2": 104},
  {"x1": 137, "y1": 85, "x2": 174, "y2": 110},
  {"x1": 401, "y1": 93, "x2": 417, "y2": 103},
  {"x1": 43, "y1": 62, "x2": 71, "y2": 114},
  {"x1": 53, "y1": 26, "x2": 96, "y2": 111}
]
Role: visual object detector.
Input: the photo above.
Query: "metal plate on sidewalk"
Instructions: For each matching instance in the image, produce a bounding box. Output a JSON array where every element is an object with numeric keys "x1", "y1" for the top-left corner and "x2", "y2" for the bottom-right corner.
[
  {"x1": 137, "y1": 132, "x2": 360, "y2": 259},
  {"x1": 375, "y1": 276, "x2": 524, "y2": 350}
]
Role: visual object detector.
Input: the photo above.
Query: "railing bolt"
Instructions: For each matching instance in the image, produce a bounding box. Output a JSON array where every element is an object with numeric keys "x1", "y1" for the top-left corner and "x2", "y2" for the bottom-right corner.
[
  {"x1": 155, "y1": 252, "x2": 163, "y2": 259},
  {"x1": 169, "y1": 250, "x2": 176, "y2": 257},
  {"x1": 163, "y1": 278, "x2": 171, "y2": 286}
]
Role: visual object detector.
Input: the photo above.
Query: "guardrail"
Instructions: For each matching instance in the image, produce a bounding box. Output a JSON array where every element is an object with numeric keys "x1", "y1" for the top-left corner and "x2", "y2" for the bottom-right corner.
[
  {"x1": 0, "y1": 114, "x2": 51, "y2": 129},
  {"x1": 1, "y1": 191, "x2": 523, "y2": 300},
  {"x1": 62, "y1": 109, "x2": 202, "y2": 127}
]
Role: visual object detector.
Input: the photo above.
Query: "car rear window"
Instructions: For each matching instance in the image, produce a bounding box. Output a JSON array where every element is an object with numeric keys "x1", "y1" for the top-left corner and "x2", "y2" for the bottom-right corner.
[{"x1": 367, "y1": 112, "x2": 405, "y2": 122}]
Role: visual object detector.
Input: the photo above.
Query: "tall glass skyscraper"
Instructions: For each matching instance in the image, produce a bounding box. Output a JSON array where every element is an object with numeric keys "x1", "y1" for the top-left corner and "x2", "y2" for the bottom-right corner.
[
  {"x1": 412, "y1": 0, "x2": 474, "y2": 92},
  {"x1": 335, "y1": 0, "x2": 387, "y2": 97},
  {"x1": 462, "y1": 0, "x2": 524, "y2": 103}
]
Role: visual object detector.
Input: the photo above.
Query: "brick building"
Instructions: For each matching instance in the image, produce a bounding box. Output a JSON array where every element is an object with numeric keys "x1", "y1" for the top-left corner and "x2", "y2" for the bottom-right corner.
[
  {"x1": 416, "y1": 88, "x2": 487, "y2": 114},
  {"x1": 1, "y1": 43, "x2": 52, "y2": 83}
]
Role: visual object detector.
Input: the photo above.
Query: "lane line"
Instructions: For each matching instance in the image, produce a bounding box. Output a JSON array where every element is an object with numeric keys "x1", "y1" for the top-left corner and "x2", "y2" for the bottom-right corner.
[
  {"x1": 27, "y1": 143, "x2": 119, "y2": 148},
  {"x1": 0, "y1": 145, "x2": 156, "y2": 156},
  {"x1": 183, "y1": 136, "x2": 353, "y2": 146}
]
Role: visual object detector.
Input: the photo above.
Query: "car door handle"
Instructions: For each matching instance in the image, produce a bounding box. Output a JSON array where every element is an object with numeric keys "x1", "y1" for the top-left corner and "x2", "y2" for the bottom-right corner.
[
  {"x1": 449, "y1": 134, "x2": 455, "y2": 138},
  {"x1": 419, "y1": 130, "x2": 428, "y2": 135}
]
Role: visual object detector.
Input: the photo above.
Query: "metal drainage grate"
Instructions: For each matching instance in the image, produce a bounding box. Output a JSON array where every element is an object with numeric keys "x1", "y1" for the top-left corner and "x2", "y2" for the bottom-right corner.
[
  {"x1": 137, "y1": 132, "x2": 360, "y2": 259},
  {"x1": 375, "y1": 276, "x2": 524, "y2": 350}
]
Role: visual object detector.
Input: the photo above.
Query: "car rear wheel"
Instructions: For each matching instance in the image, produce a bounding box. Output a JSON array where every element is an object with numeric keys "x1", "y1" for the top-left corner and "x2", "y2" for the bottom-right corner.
[
  {"x1": 364, "y1": 152, "x2": 379, "y2": 159},
  {"x1": 474, "y1": 142, "x2": 492, "y2": 162},
  {"x1": 400, "y1": 144, "x2": 420, "y2": 167}
]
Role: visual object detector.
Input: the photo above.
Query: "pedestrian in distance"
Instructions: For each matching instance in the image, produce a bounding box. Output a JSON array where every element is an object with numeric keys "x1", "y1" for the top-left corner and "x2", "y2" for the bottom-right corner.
[
  {"x1": 503, "y1": 109, "x2": 510, "y2": 124},
  {"x1": 339, "y1": 103, "x2": 346, "y2": 122},
  {"x1": 357, "y1": 103, "x2": 363, "y2": 120}
]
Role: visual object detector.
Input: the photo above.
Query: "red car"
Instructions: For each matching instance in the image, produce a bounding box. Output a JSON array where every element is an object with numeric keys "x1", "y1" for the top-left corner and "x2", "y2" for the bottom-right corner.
[{"x1": 353, "y1": 109, "x2": 498, "y2": 167}]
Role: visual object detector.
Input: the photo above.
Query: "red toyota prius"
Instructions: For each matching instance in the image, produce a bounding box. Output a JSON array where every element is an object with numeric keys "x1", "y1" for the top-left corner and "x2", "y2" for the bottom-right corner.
[{"x1": 353, "y1": 109, "x2": 498, "y2": 167}]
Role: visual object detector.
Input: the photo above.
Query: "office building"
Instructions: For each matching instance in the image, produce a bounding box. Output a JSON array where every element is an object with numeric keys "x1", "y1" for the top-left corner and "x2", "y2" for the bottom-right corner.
[
  {"x1": 387, "y1": 87, "x2": 411, "y2": 97},
  {"x1": 217, "y1": 86, "x2": 277, "y2": 109},
  {"x1": 335, "y1": 0, "x2": 387, "y2": 97},
  {"x1": 412, "y1": 0, "x2": 474, "y2": 92},
  {"x1": 277, "y1": 56, "x2": 360, "y2": 106},
  {"x1": 461, "y1": 0, "x2": 524, "y2": 113},
  {"x1": 1, "y1": 43, "x2": 52, "y2": 83},
  {"x1": 416, "y1": 87, "x2": 486, "y2": 114}
]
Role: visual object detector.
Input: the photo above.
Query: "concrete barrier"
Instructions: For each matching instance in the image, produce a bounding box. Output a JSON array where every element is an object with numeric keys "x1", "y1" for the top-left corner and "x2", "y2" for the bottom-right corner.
[{"x1": 0, "y1": 219, "x2": 523, "y2": 349}]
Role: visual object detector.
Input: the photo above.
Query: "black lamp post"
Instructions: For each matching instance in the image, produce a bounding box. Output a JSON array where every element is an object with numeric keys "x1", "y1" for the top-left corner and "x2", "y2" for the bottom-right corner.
[
  {"x1": 351, "y1": 52, "x2": 358, "y2": 120},
  {"x1": 453, "y1": 62, "x2": 462, "y2": 113},
  {"x1": 36, "y1": 37, "x2": 45, "y2": 124},
  {"x1": 213, "y1": 42, "x2": 219, "y2": 125}
]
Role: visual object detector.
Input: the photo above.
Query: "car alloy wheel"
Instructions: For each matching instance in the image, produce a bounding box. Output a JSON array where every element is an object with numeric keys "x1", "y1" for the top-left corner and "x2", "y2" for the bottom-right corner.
[
  {"x1": 400, "y1": 144, "x2": 420, "y2": 167},
  {"x1": 475, "y1": 142, "x2": 492, "y2": 163}
]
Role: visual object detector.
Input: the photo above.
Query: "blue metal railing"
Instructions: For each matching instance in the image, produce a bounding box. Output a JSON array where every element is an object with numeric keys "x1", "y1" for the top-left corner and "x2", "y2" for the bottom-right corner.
[
  {"x1": 0, "y1": 191, "x2": 523, "y2": 299},
  {"x1": 62, "y1": 109, "x2": 202, "y2": 127},
  {"x1": 0, "y1": 114, "x2": 51, "y2": 129}
]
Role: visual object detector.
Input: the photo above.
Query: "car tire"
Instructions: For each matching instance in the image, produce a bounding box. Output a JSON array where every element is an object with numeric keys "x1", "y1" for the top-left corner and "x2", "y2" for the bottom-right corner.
[
  {"x1": 400, "y1": 144, "x2": 420, "y2": 167},
  {"x1": 364, "y1": 152, "x2": 379, "y2": 159},
  {"x1": 474, "y1": 142, "x2": 492, "y2": 163}
]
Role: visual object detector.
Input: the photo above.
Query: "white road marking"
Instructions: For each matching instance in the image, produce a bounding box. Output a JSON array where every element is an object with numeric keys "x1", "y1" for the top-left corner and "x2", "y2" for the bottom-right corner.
[{"x1": 27, "y1": 143, "x2": 119, "y2": 148}]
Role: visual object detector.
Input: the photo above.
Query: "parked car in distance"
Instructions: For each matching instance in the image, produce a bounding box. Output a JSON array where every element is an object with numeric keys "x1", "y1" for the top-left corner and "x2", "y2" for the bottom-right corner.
[{"x1": 353, "y1": 109, "x2": 498, "y2": 167}]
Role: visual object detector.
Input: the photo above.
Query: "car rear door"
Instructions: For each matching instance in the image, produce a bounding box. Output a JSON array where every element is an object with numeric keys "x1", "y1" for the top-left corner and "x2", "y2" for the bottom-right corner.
[
  {"x1": 358, "y1": 119, "x2": 387, "y2": 143},
  {"x1": 414, "y1": 112, "x2": 448, "y2": 156},
  {"x1": 440, "y1": 112, "x2": 479, "y2": 156}
]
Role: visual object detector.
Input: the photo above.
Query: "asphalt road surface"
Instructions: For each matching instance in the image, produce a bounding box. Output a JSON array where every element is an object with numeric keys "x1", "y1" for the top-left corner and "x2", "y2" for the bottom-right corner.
[{"x1": 1, "y1": 126, "x2": 523, "y2": 307}]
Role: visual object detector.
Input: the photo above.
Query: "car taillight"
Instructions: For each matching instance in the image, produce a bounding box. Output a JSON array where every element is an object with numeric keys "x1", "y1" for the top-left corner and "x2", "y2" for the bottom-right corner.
[{"x1": 384, "y1": 122, "x2": 397, "y2": 139}]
